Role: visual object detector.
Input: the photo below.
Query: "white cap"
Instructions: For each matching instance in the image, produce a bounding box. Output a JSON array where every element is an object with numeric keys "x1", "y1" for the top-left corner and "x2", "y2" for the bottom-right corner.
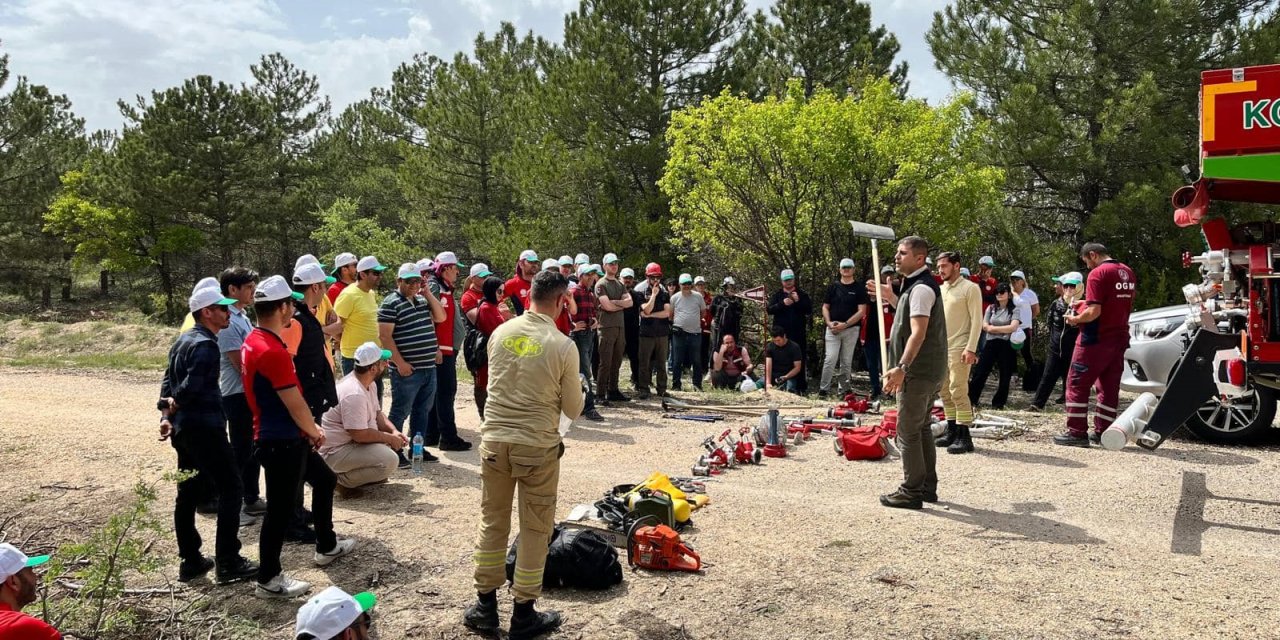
[
  {"x1": 470, "y1": 263, "x2": 492, "y2": 278},
  {"x1": 960, "y1": 267, "x2": 971, "y2": 277},
  {"x1": 293, "y1": 263, "x2": 336, "y2": 287},
  {"x1": 416, "y1": 258, "x2": 434, "y2": 273},
  {"x1": 694, "y1": 275, "x2": 706, "y2": 284},
  {"x1": 780, "y1": 268, "x2": 795, "y2": 281},
  {"x1": 1061, "y1": 271, "x2": 1083, "y2": 286},
  {"x1": 434, "y1": 251, "x2": 460, "y2": 267},
  {"x1": 590, "y1": 264, "x2": 604, "y2": 276},
  {"x1": 620, "y1": 268, "x2": 636, "y2": 278},
  {"x1": 397, "y1": 263, "x2": 423, "y2": 280},
  {"x1": 926, "y1": 257, "x2": 934, "y2": 266},
  {"x1": 353, "y1": 342, "x2": 392, "y2": 367},
  {"x1": 839, "y1": 258, "x2": 855, "y2": 269},
  {"x1": 542, "y1": 258, "x2": 560, "y2": 271},
  {"x1": 558, "y1": 255, "x2": 574, "y2": 266},
  {"x1": 193, "y1": 277, "x2": 219, "y2": 294},
  {"x1": 577, "y1": 263, "x2": 594, "y2": 277},
  {"x1": 603, "y1": 252, "x2": 619, "y2": 264},
  {"x1": 1010, "y1": 270, "x2": 1026, "y2": 280},
  {"x1": 357, "y1": 256, "x2": 386, "y2": 273},
  {"x1": 0, "y1": 543, "x2": 49, "y2": 582},
  {"x1": 331, "y1": 252, "x2": 358, "y2": 274},
  {"x1": 188, "y1": 286, "x2": 237, "y2": 312},
  {"x1": 574, "y1": 253, "x2": 590, "y2": 265},
  {"x1": 295, "y1": 254, "x2": 324, "y2": 270},
  {"x1": 723, "y1": 276, "x2": 735, "y2": 286},
  {"x1": 254, "y1": 275, "x2": 303, "y2": 303},
  {"x1": 294, "y1": 586, "x2": 377, "y2": 640},
  {"x1": 679, "y1": 273, "x2": 693, "y2": 284},
  {"x1": 978, "y1": 256, "x2": 995, "y2": 267},
  {"x1": 519, "y1": 249, "x2": 539, "y2": 262}
]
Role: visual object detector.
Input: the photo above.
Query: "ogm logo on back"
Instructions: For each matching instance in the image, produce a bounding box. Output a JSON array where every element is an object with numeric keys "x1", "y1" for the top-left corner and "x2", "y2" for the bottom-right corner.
[{"x1": 502, "y1": 335, "x2": 544, "y2": 358}]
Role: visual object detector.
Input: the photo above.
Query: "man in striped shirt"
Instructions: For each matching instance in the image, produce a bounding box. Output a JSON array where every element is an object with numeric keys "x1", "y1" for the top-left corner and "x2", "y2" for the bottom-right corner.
[{"x1": 378, "y1": 263, "x2": 446, "y2": 465}]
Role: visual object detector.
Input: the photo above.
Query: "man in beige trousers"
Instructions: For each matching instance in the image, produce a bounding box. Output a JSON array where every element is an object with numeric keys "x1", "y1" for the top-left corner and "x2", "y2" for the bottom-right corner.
[
  {"x1": 463, "y1": 270, "x2": 583, "y2": 640},
  {"x1": 934, "y1": 252, "x2": 983, "y2": 454},
  {"x1": 319, "y1": 342, "x2": 407, "y2": 493}
]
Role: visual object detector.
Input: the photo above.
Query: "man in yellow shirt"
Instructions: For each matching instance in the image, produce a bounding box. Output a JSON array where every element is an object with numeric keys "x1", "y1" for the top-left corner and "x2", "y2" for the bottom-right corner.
[
  {"x1": 463, "y1": 270, "x2": 583, "y2": 640},
  {"x1": 335, "y1": 255, "x2": 388, "y2": 400},
  {"x1": 935, "y1": 252, "x2": 983, "y2": 454}
]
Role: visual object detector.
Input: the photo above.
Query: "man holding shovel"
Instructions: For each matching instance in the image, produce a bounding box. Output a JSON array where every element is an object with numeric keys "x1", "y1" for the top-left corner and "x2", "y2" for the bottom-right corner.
[{"x1": 865, "y1": 233, "x2": 948, "y2": 510}]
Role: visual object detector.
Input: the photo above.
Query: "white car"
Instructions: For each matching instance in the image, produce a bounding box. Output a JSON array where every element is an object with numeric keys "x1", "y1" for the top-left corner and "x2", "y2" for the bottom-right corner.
[{"x1": 1122, "y1": 305, "x2": 1277, "y2": 443}]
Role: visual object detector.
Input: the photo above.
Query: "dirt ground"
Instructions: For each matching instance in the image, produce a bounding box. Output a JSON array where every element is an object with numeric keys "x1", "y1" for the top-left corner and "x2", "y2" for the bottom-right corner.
[{"x1": 3, "y1": 367, "x2": 1280, "y2": 640}]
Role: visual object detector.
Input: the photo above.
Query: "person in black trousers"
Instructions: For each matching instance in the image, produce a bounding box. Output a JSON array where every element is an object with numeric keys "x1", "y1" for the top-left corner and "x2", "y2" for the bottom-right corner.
[
  {"x1": 968, "y1": 285, "x2": 1022, "y2": 410},
  {"x1": 159, "y1": 286, "x2": 259, "y2": 584},
  {"x1": 1031, "y1": 272, "x2": 1082, "y2": 410},
  {"x1": 767, "y1": 269, "x2": 813, "y2": 394},
  {"x1": 622, "y1": 268, "x2": 643, "y2": 389}
]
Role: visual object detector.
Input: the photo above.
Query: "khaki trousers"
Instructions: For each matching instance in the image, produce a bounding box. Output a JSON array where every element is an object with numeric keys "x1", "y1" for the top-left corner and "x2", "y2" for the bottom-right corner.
[
  {"x1": 939, "y1": 348, "x2": 975, "y2": 425},
  {"x1": 897, "y1": 376, "x2": 942, "y2": 499},
  {"x1": 473, "y1": 441, "x2": 561, "y2": 602},
  {"x1": 597, "y1": 326, "x2": 625, "y2": 397},
  {"x1": 323, "y1": 443, "x2": 399, "y2": 489}
]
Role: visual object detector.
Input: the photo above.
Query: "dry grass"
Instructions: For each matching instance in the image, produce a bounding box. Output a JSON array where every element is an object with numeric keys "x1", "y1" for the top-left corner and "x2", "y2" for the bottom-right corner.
[{"x1": 2, "y1": 368, "x2": 1280, "y2": 639}]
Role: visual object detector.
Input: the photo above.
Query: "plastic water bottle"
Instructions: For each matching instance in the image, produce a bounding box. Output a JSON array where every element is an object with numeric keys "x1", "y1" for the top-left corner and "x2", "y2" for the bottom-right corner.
[{"x1": 411, "y1": 435, "x2": 424, "y2": 476}]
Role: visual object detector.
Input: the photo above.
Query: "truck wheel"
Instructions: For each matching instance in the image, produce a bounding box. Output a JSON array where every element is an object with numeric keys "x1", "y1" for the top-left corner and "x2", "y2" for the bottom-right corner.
[{"x1": 1185, "y1": 385, "x2": 1277, "y2": 444}]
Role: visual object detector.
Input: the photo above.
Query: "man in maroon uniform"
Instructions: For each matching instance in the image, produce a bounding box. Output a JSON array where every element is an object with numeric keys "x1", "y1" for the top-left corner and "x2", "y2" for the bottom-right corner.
[
  {"x1": 972, "y1": 255, "x2": 998, "y2": 312},
  {"x1": 1053, "y1": 243, "x2": 1136, "y2": 447}
]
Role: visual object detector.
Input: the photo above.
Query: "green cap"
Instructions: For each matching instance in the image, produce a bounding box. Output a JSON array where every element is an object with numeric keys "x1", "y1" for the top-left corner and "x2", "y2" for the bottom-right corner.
[
  {"x1": 26, "y1": 554, "x2": 49, "y2": 568},
  {"x1": 353, "y1": 591, "x2": 376, "y2": 612}
]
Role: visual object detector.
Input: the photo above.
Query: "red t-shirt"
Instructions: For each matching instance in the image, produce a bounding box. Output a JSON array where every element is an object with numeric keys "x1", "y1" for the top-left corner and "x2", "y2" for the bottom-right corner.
[
  {"x1": 432, "y1": 279, "x2": 459, "y2": 354},
  {"x1": 1079, "y1": 259, "x2": 1136, "y2": 347},
  {"x1": 241, "y1": 328, "x2": 302, "y2": 440},
  {"x1": 476, "y1": 301, "x2": 505, "y2": 336},
  {"x1": 971, "y1": 274, "x2": 997, "y2": 311},
  {"x1": 555, "y1": 305, "x2": 572, "y2": 335},
  {"x1": 0, "y1": 604, "x2": 62, "y2": 639},
  {"x1": 461, "y1": 287, "x2": 483, "y2": 318},
  {"x1": 326, "y1": 281, "x2": 349, "y2": 307},
  {"x1": 503, "y1": 276, "x2": 532, "y2": 315},
  {"x1": 700, "y1": 291, "x2": 713, "y2": 332}
]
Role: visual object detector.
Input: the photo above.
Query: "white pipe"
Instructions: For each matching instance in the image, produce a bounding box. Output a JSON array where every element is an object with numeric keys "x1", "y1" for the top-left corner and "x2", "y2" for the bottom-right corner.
[{"x1": 1102, "y1": 392, "x2": 1159, "y2": 451}]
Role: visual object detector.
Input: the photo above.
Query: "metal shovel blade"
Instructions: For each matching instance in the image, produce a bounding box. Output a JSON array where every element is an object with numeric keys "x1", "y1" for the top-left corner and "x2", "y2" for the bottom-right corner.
[{"x1": 848, "y1": 221, "x2": 896, "y2": 241}]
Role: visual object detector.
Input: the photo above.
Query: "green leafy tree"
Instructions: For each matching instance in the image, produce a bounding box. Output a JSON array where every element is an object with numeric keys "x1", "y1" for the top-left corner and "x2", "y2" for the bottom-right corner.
[
  {"x1": 660, "y1": 79, "x2": 1004, "y2": 298},
  {"x1": 734, "y1": 0, "x2": 907, "y2": 99},
  {"x1": 0, "y1": 45, "x2": 87, "y2": 306},
  {"x1": 928, "y1": 0, "x2": 1278, "y2": 306},
  {"x1": 310, "y1": 197, "x2": 414, "y2": 267}
]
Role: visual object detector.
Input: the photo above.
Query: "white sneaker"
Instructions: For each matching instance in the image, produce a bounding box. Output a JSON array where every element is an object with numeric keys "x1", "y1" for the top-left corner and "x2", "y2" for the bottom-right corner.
[
  {"x1": 254, "y1": 573, "x2": 311, "y2": 599},
  {"x1": 314, "y1": 538, "x2": 356, "y2": 566}
]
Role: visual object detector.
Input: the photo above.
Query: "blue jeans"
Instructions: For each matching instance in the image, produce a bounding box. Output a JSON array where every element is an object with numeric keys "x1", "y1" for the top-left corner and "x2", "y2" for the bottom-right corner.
[
  {"x1": 571, "y1": 330, "x2": 597, "y2": 413},
  {"x1": 341, "y1": 357, "x2": 384, "y2": 405},
  {"x1": 427, "y1": 353, "x2": 461, "y2": 443},
  {"x1": 671, "y1": 330, "x2": 704, "y2": 389},
  {"x1": 387, "y1": 366, "x2": 437, "y2": 442}
]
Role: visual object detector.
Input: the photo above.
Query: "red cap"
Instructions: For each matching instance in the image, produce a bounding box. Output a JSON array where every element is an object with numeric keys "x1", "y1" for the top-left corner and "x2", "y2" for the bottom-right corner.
[{"x1": 645, "y1": 262, "x2": 663, "y2": 277}]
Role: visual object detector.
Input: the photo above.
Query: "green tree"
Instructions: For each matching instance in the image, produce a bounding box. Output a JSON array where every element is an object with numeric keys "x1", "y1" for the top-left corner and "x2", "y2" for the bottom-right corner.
[
  {"x1": 928, "y1": 0, "x2": 1278, "y2": 306},
  {"x1": 734, "y1": 0, "x2": 907, "y2": 99},
  {"x1": 0, "y1": 46, "x2": 87, "y2": 306},
  {"x1": 310, "y1": 197, "x2": 414, "y2": 266},
  {"x1": 660, "y1": 79, "x2": 1004, "y2": 298}
]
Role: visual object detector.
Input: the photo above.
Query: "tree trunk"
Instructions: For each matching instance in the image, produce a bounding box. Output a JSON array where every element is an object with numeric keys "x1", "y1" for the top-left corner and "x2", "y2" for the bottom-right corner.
[
  {"x1": 40, "y1": 283, "x2": 51, "y2": 308},
  {"x1": 100, "y1": 270, "x2": 109, "y2": 296}
]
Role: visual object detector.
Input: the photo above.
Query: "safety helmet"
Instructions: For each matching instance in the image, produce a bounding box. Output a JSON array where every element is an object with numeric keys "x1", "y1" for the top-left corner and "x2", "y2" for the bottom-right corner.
[{"x1": 645, "y1": 262, "x2": 663, "y2": 277}]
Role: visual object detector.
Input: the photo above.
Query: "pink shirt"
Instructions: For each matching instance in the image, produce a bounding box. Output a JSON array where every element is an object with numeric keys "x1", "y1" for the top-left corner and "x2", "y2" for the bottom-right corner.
[{"x1": 319, "y1": 372, "x2": 379, "y2": 456}]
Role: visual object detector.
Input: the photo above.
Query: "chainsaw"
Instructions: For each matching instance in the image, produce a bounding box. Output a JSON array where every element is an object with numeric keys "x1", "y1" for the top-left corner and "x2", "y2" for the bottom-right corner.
[{"x1": 626, "y1": 515, "x2": 702, "y2": 572}]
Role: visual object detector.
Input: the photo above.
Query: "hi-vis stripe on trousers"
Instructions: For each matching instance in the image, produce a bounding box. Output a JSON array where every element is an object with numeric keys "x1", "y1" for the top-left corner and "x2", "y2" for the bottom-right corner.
[
  {"x1": 1065, "y1": 341, "x2": 1127, "y2": 436},
  {"x1": 473, "y1": 441, "x2": 561, "y2": 602},
  {"x1": 939, "y1": 348, "x2": 975, "y2": 425}
]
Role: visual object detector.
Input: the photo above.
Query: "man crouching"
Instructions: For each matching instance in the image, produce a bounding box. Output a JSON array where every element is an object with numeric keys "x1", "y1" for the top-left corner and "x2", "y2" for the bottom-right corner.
[{"x1": 464, "y1": 270, "x2": 584, "y2": 639}]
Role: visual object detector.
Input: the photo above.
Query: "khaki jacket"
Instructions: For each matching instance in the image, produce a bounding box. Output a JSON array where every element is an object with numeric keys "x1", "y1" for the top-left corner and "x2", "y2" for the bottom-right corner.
[{"x1": 481, "y1": 311, "x2": 585, "y2": 448}]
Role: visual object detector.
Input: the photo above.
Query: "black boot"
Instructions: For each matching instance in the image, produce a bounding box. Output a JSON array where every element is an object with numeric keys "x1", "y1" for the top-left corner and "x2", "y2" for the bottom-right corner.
[
  {"x1": 947, "y1": 424, "x2": 974, "y2": 454},
  {"x1": 463, "y1": 590, "x2": 499, "y2": 633},
  {"x1": 509, "y1": 599, "x2": 562, "y2": 640},
  {"x1": 934, "y1": 420, "x2": 958, "y2": 447}
]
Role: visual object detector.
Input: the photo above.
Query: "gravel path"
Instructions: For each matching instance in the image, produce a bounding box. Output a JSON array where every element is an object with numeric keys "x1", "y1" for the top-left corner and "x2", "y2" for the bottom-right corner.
[{"x1": 2, "y1": 368, "x2": 1279, "y2": 639}]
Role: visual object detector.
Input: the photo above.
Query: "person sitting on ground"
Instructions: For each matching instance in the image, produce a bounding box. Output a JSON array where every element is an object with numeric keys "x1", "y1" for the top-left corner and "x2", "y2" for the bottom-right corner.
[
  {"x1": 711, "y1": 333, "x2": 754, "y2": 389},
  {"x1": 0, "y1": 543, "x2": 61, "y2": 639},
  {"x1": 764, "y1": 325, "x2": 803, "y2": 394},
  {"x1": 320, "y1": 343, "x2": 408, "y2": 495},
  {"x1": 295, "y1": 586, "x2": 378, "y2": 640}
]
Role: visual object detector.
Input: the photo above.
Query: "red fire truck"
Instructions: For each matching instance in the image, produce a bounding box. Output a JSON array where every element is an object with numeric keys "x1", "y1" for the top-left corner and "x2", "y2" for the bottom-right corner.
[{"x1": 1118, "y1": 64, "x2": 1280, "y2": 450}]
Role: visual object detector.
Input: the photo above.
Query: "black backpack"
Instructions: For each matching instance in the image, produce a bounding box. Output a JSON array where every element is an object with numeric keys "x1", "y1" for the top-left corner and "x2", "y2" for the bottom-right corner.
[
  {"x1": 505, "y1": 525, "x2": 623, "y2": 590},
  {"x1": 462, "y1": 317, "x2": 489, "y2": 373}
]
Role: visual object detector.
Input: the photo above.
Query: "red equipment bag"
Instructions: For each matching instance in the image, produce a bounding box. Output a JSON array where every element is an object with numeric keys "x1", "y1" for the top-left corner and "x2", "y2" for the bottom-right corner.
[
  {"x1": 834, "y1": 427, "x2": 888, "y2": 461},
  {"x1": 879, "y1": 410, "x2": 898, "y2": 438}
]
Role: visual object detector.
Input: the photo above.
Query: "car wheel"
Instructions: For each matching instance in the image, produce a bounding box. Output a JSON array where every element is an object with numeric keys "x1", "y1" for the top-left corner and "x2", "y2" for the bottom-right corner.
[{"x1": 1184, "y1": 385, "x2": 1277, "y2": 444}]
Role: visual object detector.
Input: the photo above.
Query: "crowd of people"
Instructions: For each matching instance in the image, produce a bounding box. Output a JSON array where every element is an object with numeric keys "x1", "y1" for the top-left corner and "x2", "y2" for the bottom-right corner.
[{"x1": 133, "y1": 237, "x2": 1136, "y2": 638}]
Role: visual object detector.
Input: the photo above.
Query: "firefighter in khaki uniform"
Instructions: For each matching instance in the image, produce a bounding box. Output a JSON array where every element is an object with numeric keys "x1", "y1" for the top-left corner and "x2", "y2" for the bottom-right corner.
[{"x1": 463, "y1": 270, "x2": 584, "y2": 640}]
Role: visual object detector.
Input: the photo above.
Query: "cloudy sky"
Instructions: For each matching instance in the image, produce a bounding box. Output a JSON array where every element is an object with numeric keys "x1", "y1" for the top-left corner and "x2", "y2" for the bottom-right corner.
[{"x1": 1, "y1": 0, "x2": 955, "y2": 133}]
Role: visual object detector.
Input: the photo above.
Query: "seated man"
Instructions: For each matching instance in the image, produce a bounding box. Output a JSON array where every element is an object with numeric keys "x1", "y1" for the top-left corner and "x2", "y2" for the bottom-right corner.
[
  {"x1": 765, "y1": 325, "x2": 803, "y2": 393},
  {"x1": 295, "y1": 586, "x2": 378, "y2": 640},
  {"x1": 710, "y1": 333, "x2": 754, "y2": 389},
  {"x1": 0, "y1": 543, "x2": 61, "y2": 639},
  {"x1": 320, "y1": 342, "x2": 409, "y2": 493}
]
